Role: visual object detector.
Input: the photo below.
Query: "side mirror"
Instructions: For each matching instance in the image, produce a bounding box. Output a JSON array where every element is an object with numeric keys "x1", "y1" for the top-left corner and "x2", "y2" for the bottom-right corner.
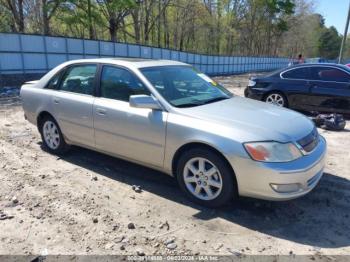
[{"x1": 129, "y1": 95, "x2": 162, "y2": 110}]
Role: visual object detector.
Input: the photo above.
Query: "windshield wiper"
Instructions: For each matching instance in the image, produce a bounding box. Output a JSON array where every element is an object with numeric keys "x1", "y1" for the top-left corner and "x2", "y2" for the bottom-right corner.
[
  {"x1": 176, "y1": 103, "x2": 204, "y2": 108},
  {"x1": 176, "y1": 97, "x2": 230, "y2": 108},
  {"x1": 202, "y1": 96, "x2": 229, "y2": 105}
]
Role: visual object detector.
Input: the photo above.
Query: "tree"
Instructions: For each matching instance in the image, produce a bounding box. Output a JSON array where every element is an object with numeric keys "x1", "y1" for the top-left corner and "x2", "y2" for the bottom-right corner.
[
  {"x1": 41, "y1": 0, "x2": 65, "y2": 35},
  {"x1": 129, "y1": 0, "x2": 171, "y2": 45},
  {"x1": 318, "y1": 26, "x2": 342, "y2": 59},
  {"x1": 59, "y1": 0, "x2": 103, "y2": 39},
  {"x1": 98, "y1": 0, "x2": 135, "y2": 42},
  {"x1": 0, "y1": 3, "x2": 16, "y2": 32},
  {"x1": 1, "y1": 0, "x2": 25, "y2": 32}
]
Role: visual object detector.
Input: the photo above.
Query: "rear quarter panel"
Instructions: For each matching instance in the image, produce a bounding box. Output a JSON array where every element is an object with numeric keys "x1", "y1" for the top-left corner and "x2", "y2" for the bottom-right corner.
[
  {"x1": 256, "y1": 76, "x2": 310, "y2": 110},
  {"x1": 21, "y1": 85, "x2": 54, "y2": 126},
  {"x1": 253, "y1": 77, "x2": 284, "y2": 95}
]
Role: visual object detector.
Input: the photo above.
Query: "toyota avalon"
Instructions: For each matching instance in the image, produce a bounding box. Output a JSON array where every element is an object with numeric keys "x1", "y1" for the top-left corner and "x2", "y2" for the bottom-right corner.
[{"x1": 21, "y1": 58, "x2": 327, "y2": 207}]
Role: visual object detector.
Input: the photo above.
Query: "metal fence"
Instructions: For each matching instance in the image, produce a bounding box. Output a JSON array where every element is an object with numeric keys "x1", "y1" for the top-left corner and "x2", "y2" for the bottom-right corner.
[{"x1": 0, "y1": 33, "x2": 290, "y2": 76}]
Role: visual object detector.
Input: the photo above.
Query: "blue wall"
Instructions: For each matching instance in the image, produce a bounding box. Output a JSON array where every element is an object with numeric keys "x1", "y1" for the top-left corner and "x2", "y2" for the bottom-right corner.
[{"x1": 0, "y1": 33, "x2": 290, "y2": 76}]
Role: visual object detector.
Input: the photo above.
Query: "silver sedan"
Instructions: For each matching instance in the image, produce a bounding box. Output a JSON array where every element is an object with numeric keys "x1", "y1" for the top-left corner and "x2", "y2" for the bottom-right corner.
[{"x1": 20, "y1": 58, "x2": 327, "y2": 207}]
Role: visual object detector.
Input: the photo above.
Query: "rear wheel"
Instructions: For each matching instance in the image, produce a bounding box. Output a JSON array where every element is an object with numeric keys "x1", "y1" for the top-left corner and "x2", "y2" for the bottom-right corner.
[
  {"x1": 265, "y1": 92, "x2": 287, "y2": 107},
  {"x1": 176, "y1": 148, "x2": 237, "y2": 207},
  {"x1": 39, "y1": 115, "x2": 69, "y2": 154}
]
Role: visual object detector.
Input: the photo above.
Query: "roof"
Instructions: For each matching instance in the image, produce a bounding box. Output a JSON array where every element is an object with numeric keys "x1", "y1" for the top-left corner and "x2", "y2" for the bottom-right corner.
[
  {"x1": 62, "y1": 58, "x2": 188, "y2": 69},
  {"x1": 289, "y1": 63, "x2": 342, "y2": 69},
  {"x1": 286, "y1": 63, "x2": 350, "y2": 73}
]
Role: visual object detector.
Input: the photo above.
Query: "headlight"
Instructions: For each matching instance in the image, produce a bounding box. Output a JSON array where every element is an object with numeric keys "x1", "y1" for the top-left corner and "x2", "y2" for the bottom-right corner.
[
  {"x1": 244, "y1": 142, "x2": 302, "y2": 162},
  {"x1": 248, "y1": 80, "x2": 256, "y2": 87}
]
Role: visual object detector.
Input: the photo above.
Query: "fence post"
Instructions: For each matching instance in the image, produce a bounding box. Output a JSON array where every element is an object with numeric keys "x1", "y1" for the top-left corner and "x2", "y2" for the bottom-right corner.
[
  {"x1": 98, "y1": 40, "x2": 101, "y2": 58},
  {"x1": 43, "y1": 36, "x2": 49, "y2": 71},
  {"x1": 82, "y1": 39, "x2": 86, "y2": 58},
  {"x1": 64, "y1": 37, "x2": 69, "y2": 61},
  {"x1": 18, "y1": 34, "x2": 25, "y2": 74}
]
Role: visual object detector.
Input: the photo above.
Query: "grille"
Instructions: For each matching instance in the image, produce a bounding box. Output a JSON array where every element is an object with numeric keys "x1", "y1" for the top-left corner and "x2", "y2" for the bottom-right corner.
[{"x1": 297, "y1": 127, "x2": 319, "y2": 153}]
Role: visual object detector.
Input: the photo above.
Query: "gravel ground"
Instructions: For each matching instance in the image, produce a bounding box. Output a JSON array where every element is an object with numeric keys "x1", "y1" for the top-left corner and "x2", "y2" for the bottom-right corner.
[{"x1": 0, "y1": 74, "x2": 349, "y2": 257}]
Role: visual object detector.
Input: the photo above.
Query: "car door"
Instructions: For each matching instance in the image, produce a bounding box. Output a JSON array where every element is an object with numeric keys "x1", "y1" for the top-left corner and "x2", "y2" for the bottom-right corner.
[
  {"x1": 309, "y1": 66, "x2": 350, "y2": 113},
  {"x1": 280, "y1": 67, "x2": 312, "y2": 111},
  {"x1": 93, "y1": 65, "x2": 167, "y2": 168},
  {"x1": 51, "y1": 63, "x2": 97, "y2": 148}
]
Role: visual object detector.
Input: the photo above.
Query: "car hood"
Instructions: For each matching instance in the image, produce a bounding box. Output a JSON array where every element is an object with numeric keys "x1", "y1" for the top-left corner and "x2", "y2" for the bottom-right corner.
[{"x1": 178, "y1": 96, "x2": 314, "y2": 143}]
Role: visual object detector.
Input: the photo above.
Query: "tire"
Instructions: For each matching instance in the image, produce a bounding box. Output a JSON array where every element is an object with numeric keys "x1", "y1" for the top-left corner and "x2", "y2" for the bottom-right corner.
[
  {"x1": 176, "y1": 148, "x2": 237, "y2": 208},
  {"x1": 264, "y1": 92, "x2": 288, "y2": 107},
  {"x1": 39, "y1": 115, "x2": 69, "y2": 155}
]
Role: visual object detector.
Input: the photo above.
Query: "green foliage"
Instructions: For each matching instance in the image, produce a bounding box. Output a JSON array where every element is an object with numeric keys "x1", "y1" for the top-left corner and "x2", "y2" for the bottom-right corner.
[
  {"x1": 98, "y1": 0, "x2": 136, "y2": 10},
  {"x1": 318, "y1": 26, "x2": 342, "y2": 59},
  {"x1": 0, "y1": 5, "x2": 13, "y2": 32}
]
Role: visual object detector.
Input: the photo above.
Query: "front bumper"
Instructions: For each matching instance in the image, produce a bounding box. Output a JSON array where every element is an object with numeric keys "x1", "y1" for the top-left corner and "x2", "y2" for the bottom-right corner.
[
  {"x1": 244, "y1": 87, "x2": 265, "y2": 100},
  {"x1": 230, "y1": 135, "x2": 327, "y2": 201}
]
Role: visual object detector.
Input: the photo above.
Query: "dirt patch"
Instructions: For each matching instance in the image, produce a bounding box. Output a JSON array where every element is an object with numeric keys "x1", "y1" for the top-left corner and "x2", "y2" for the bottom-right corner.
[{"x1": 0, "y1": 74, "x2": 349, "y2": 256}]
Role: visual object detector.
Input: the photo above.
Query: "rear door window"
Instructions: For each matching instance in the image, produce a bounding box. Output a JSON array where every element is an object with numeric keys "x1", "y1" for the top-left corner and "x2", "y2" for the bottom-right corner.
[
  {"x1": 58, "y1": 64, "x2": 97, "y2": 95},
  {"x1": 310, "y1": 67, "x2": 350, "y2": 82},
  {"x1": 281, "y1": 67, "x2": 310, "y2": 80}
]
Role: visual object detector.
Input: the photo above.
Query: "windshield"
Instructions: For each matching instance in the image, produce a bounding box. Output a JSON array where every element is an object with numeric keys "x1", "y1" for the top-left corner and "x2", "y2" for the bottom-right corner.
[{"x1": 140, "y1": 66, "x2": 232, "y2": 107}]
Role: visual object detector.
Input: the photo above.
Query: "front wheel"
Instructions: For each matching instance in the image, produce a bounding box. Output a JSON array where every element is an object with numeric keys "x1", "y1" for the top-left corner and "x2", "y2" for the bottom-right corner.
[
  {"x1": 265, "y1": 92, "x2": 287, "y2": 107},
  {"x1": 176, "y1": 148, "x2": 237, "y2": 207}
]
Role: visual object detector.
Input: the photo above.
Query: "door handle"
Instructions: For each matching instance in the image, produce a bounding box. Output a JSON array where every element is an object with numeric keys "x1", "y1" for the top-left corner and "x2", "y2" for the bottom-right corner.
[
  {"x1": 96, "y1": 108, "x2": 107, "y2": 115},
  {"x1": 53, "y1": 98, "x2": 60, "y2": 104}
]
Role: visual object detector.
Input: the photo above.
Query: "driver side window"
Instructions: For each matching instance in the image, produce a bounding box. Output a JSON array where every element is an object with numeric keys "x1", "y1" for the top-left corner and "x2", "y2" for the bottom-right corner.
[{"x1": 100, "y1": 66, "x2": 150, "y2": 101}]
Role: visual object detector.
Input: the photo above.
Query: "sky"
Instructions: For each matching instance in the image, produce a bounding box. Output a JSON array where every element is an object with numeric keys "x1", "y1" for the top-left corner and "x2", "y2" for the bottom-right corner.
[{"x1": 315, "y1": 0, "x2": 349, "y2": 34}]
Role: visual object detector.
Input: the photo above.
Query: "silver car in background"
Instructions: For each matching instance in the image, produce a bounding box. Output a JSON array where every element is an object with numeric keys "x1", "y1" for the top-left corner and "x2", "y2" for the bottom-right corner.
[{"x1": 21, "y1": 58, "x2": 327, "y2": 207}]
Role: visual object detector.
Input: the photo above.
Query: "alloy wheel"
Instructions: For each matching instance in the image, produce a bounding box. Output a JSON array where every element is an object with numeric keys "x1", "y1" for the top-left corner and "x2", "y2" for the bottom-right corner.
[
  {"x1": 183, "y1": 157, "x2": 223, "y2": 201},
  {"x1": 43, "y1": 120, "x2": 60, "y2": 150},
  {"x1": 266, "y1": 93, "x2": 285, "y2": 107}
]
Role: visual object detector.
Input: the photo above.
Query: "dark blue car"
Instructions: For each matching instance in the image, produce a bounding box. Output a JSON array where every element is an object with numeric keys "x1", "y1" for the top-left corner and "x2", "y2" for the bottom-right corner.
[{"x1": 245, "y1": 63, "x2": 350, "y2": 114}]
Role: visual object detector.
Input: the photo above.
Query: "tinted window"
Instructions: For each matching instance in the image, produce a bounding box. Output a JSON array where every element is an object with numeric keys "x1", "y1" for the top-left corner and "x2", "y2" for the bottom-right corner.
[
  {"x1": 282, "y1": 67, "x2": 309, "y2": 79},
  {"x1": 100, "y1": 66, "x2": 150, "y2": 101},
  {"x1": 59, "y1": 65, "x2": 97, "y2": 95},
  {"x1": 310, "y1": 67, "x2": 350, "y2": 82}
]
